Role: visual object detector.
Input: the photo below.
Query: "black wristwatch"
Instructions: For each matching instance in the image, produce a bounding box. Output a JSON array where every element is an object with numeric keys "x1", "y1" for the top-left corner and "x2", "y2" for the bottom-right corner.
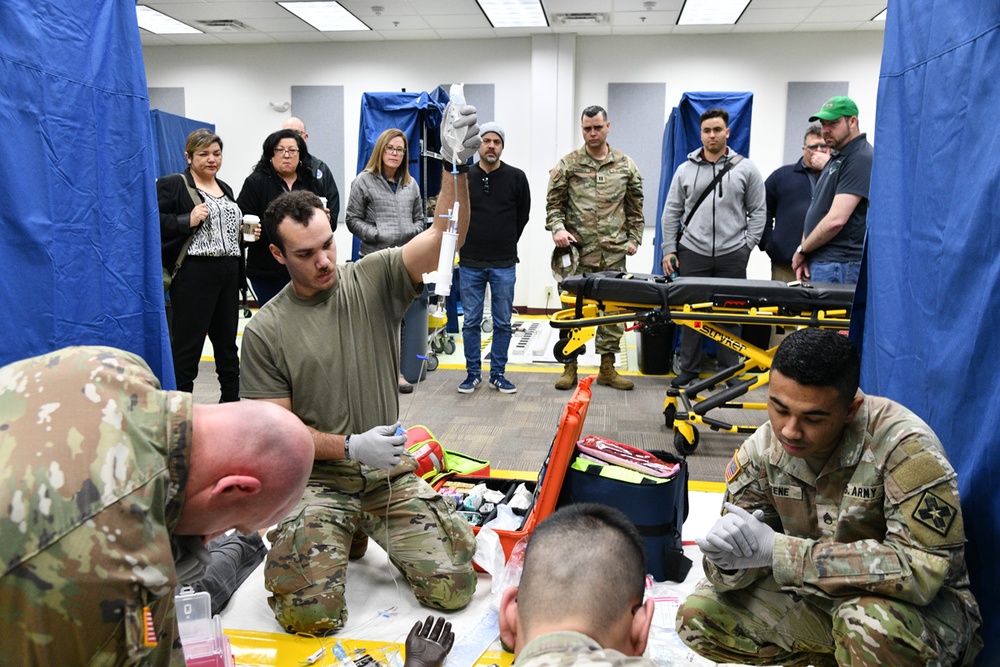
[
  {"x1": 344, "y1": 435, "x2": 351, "y2": 460},
  {"x1": 442, "y1": 161, "x2": 470, "y2": 174}
]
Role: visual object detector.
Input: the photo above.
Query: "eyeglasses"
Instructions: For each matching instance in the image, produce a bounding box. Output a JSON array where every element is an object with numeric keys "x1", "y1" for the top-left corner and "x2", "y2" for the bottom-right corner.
[
  {"x1": 274, "y1": 147, "x2": 299, "y2": 156},
  {"x1": 482, "y1": 176, "x2": 490, "y2": 196},
  {"x1": 804, "y1": 143, "x2": 829, "y2": 151},
  {"x1": 384, "y1": 146, "x2": 405, "y2": 155}
]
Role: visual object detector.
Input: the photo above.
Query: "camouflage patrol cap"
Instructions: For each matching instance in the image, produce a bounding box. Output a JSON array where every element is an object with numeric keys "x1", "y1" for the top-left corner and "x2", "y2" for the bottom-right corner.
[{"x1": 551, "y1": 243, "x2": 580, "y2": 281}]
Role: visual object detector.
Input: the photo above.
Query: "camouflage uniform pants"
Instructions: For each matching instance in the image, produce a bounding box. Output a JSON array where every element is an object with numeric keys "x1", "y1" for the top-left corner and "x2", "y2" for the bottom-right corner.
[
  {"x1": 264, "y1": 470, "x2": 477, "y2": 634},
  {"x1": 676, "y1": 576, "x2": 975, "y2": 666},
  {"x1": 577, "y1": 258, "x2": 625, "y2": 355}
]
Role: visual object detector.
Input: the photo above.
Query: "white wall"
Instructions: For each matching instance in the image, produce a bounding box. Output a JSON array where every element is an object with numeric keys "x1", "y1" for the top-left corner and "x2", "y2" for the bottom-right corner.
[{"x1": 143, "y1": 30, "x2": 884, "y2": 309}]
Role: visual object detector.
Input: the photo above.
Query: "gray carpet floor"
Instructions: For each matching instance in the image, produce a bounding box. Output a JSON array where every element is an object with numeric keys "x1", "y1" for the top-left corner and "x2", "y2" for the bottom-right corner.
[{"x1": 194, "y1": 360, "x2": 768, "y2": 484}]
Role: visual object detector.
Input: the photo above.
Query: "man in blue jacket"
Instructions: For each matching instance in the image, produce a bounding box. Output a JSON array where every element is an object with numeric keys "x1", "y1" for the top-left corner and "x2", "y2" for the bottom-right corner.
[{"x1": 660, "y1": 108, "x2": 766, "y2": 387}]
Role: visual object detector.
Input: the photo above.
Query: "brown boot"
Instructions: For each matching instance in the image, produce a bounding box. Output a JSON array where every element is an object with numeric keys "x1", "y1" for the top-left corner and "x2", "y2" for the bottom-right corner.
[
  {"x1": 554, "y1": 361, "x2": 578, "y2": 390},
  {"x1": 349, "y1": 530, "x2": 369, "y2": 560},
  {"x1": 597, "y1": 353, "x2": 633, "y2": 390}
]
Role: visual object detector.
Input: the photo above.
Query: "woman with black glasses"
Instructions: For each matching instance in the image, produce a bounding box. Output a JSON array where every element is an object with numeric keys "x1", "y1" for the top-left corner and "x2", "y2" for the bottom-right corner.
[{"x1": 238, "y1": 129, "x2": 325, "y2": 306}]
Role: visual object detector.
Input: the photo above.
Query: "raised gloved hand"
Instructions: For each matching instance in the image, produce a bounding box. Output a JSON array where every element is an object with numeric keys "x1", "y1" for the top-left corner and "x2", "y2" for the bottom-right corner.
[
  {"x1": 404, "y1": 615, "x2": 455, "y2": 667},
  {"x1": 346, "y1": 422, "x2": 406, "y2": 470},
  {"x1": 171, "y1": 534, "x2": 214, "y2": 584},
  {"x1": 439, "y1": 102, "x2": 480, "y2": 166},
  {"x1": 696, "y1": 502, "x2": 775, "y2": 570}
]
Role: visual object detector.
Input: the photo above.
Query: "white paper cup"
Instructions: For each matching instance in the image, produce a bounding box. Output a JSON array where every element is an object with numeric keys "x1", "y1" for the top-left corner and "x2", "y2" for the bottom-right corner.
[{"x1": 242, "y1": 214, "x2": 260, "y2": 242}]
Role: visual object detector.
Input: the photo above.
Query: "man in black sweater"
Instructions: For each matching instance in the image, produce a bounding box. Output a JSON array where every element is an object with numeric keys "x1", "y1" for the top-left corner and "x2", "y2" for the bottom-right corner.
[
  {"x1": 759, "y1": 125, "x2": 829, "y2": 281},
  {"x1": 457, "y1": 122, "x2": 531, "y2": 395}
]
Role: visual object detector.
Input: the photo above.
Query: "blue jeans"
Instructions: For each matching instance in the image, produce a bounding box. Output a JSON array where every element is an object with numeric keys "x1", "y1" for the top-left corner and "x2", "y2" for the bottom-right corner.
[
  {"x1": 459, "y1": 265, "x2": 516, "y2": 377},
  {"x1": 810, "y1": 260, "x2": 861, "y2": 284}
]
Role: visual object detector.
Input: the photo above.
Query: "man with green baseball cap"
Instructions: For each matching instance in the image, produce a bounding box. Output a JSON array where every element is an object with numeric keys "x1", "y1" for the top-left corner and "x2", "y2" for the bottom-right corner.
[
  {"x1": 808, "y1": 95, "x2": 860, "y2": 122},
  {"x1": 792, "y1": 95, "x2": 874, "y2": 284}
]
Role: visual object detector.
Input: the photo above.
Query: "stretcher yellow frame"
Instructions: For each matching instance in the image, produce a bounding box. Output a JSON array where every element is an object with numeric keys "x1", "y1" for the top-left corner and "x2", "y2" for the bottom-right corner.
[{"x1": 549, "y1": 273, "x2": 852, "y2": 456}]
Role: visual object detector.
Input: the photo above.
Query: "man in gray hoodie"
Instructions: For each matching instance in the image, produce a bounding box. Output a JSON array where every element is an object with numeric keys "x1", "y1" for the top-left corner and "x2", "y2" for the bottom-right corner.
[{"x1": 660, "y1": 108, "x2": 765, "y2": 388}]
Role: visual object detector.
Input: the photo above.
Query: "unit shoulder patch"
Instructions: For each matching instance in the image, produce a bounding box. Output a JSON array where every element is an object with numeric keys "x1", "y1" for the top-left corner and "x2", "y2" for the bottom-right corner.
[
  {"x1": 901, "y1": 486, "x2": 964, "y2": 546},
  {"x1": 911, "y1": 489, "x2": 957, "y2": 538}
]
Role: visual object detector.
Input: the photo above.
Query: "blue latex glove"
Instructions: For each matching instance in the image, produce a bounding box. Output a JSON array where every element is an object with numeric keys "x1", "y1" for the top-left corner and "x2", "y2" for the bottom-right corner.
[
  {"x1": 696, "y1": 502, "x2": 776, "y2": 570},
  {"x1": 347, "y1": 422, "x2": 406, "y2": 470}
]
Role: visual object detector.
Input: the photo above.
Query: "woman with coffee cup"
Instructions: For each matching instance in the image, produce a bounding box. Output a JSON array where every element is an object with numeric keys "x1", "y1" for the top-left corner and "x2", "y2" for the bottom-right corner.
[
  {"x1": 157, "y1": 128, "x2": 244, "y2": 401},
  {"x1": 346, "y1": 128, "x2": 426, "y2": 393},
  {"x1": 238, "y1": 129, "x2": 325, "y2": 307}
]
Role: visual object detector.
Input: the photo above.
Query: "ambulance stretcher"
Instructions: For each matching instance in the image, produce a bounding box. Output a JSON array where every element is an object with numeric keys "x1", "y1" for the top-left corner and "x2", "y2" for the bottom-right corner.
[{"x1": 549, "y1": 272, "x2": 855, "y2": 455}]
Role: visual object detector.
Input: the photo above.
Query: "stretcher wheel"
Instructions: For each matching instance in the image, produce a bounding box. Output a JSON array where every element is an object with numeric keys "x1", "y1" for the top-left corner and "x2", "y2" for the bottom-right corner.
[
  {"x1": 481, "y1": 320, "x2": 493, "y2": 334},
  {"x1": 431, "y1": 335, "x2": 449, "y2": 354},
  {"x1": 663, "y1": 404, "x2": 676, "y2": 429},
  {"x1": 443, "y1": 338, "x2": 456, "y2": 355},
  {"x1": 426, "y1": 353, "x2": 439, "y2": 372},
  {"x1": 553, "y1": 338, "x2": 582, "y2": 363},
  {"x1": 674, "y1": 428, "x2": 699, "y2": 456}
]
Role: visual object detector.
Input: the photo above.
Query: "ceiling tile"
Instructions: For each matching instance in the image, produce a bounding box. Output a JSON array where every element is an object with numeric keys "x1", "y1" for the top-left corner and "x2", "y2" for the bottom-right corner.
[
  {"x1": 740, "y1": 7, "x2": 813, "y2": 23},
  {"x1": 613, "y1": 10, "x2": 679, "y2": 26},
  {"x1": 365, "y1": 14, "x2": 432, "y2": 29},
  {"x1": 808, "y1": 5, "x2": 883, "y2": 21}
]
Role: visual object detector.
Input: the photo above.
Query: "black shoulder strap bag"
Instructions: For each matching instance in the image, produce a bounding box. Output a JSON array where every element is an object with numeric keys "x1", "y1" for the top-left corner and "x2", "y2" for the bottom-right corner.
[
  {"x1": 676, "y1": 154, "x2": 744, "y2": 244},
  {"x1": 163, "y1": 177, "x2": 204, "y2": 293}
]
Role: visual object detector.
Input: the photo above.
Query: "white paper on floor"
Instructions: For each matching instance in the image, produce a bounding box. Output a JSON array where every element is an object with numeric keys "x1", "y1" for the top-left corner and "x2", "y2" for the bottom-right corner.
[{"x1": 217, "y1": 492, "x2": 726, "y2": 664}]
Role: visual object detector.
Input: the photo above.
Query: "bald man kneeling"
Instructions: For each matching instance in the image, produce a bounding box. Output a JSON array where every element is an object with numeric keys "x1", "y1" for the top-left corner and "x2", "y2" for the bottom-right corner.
[{"x1": 0, "y1": 346, "x2": 314, "y2": 666}]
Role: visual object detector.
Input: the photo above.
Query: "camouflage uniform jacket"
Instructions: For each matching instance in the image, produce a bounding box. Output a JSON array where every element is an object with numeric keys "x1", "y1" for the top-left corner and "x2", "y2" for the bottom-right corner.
[
  {"x1": 545, "y1": 145, "x2": 644, "y2": 269},
  {"x1": 515, "y1": 631, "x2": 660, "y2": 667},
  {"x1": 710, "y1": 394, "x2": 981, "y2": 623},
  {"x1": 0, "y1": 346, "x2": 192, "y2": 666}
]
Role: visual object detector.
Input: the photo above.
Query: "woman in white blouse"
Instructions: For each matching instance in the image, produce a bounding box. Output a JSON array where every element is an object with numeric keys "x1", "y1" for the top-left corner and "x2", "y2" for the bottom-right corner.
[{"x1": 158, "y1": 128, "x2": 247, "y2": 401}]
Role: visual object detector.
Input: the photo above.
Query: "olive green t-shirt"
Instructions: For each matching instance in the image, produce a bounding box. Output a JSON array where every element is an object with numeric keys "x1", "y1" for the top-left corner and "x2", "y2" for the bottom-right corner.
[{"x1": 240, "y1": 247, "x2": 419, "y2": 436}]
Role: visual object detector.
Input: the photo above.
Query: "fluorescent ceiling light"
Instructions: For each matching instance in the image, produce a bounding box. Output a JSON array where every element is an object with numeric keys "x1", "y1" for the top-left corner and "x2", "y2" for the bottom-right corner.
[
  {"x1": 278, "y1": 2, "x2": 371, "y2": 31},
  {"x1": 136, "y1": 6, "x2": 202, "y2": 34},
  {"x1": 872, "y1": 8, "x2": 887, "y2": 21},
  {"x1": 477, "y1": 0, "x2": 548, "y2": 28},
  {"x1": 677, "y1": 0, "x2": 751, "y2": 26}
]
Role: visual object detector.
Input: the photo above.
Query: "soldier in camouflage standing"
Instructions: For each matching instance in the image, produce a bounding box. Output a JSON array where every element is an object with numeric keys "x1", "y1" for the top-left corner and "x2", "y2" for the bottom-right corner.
[
  {"x1": 0, "y1": 346, "x2": 314, "y2": 665},
  {"x1": 676, "y1": 329, "x2": 982, "y2": 666},
  {"x1": 546, "y1": 105, "x2": 644, "y2": 391},
  {"x1": 499, "y1": 504, "x2": 659, "y2": 667}
]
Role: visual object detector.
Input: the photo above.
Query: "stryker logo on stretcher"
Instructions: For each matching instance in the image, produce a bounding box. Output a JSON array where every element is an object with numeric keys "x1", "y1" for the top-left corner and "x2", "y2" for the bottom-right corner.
[{"x1": 694, "y1": 323, "x2": 749, "y2": 354}]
